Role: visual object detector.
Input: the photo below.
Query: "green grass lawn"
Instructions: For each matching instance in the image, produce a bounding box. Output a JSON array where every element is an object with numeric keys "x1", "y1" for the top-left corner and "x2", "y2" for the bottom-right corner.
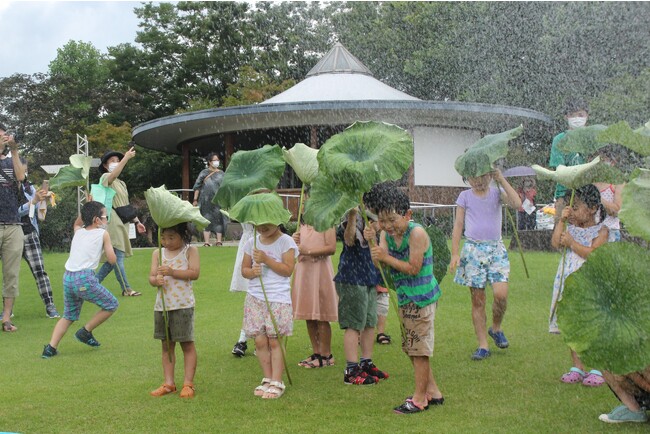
[{"x1": 1, "y1": 243, "x2": 645, "y2": 433}]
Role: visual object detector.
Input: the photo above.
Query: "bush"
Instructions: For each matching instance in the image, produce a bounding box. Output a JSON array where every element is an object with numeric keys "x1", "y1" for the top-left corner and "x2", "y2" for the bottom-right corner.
[{"x1": 39, "y1": 189, "x2": 78, "y2": 251}]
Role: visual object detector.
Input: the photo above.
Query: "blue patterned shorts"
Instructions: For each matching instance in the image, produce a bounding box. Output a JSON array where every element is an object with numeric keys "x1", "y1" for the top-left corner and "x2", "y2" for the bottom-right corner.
[
  {"x1": 454, "y1": 239, "x2": 510, "y2": 288},
  {"x1": 63, "y1": 270, "x2": 119, "y2": 321}
]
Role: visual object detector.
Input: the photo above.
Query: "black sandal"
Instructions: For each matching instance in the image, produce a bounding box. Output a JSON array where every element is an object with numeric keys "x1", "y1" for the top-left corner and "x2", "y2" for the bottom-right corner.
[
  {"x1": 376, "y1": 333, "x2": 391, "y2": 344},
  {"x1": 298, "y1": 353, "x2": 323, "y2": 368}
]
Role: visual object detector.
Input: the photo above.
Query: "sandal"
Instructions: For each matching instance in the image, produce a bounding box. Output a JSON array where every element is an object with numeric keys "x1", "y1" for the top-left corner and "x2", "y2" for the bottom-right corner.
[
  {"x1": 2, "y1": 321, "x2": 17, "y2": 332},
  {"x1": 254, "y1": 378, "x2": 272, "y2": 396},
  {"x1": 262, "y1": 381, "x2": 285, "y2": 399},
  {"x1": 561, "y1": 367, "x2": 586, "y2": 384},
  {"x1": 203, "y1": 243, "x2": 211, "y2": 247},
  {"x1": 215, "y1": 242, "x2": 223, "y2": 246},
  {"x1": 180, "y1": 383, "x2": 195, "y2": 398},
  {"x1": 376, "y1": 333, "x2": 391, "y2": 344},
  {"x1": 150, "y1": 383, "x2": 177, "y2": 397},
  {"x1": 298, "y1": 353, "x2": 323, "y2": 368},
  {"x1": 122, "y1": 289, "x2": 142, "y2": 297},
  {"x1": 583, "y1": 370, "x2": 605, "y2": 387},
  {"x1": 322, "y1": 354, "x2": 335, "y2": 367}
]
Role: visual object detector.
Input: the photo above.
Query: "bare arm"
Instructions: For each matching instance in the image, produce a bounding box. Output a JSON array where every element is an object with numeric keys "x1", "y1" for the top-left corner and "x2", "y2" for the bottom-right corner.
[
  {"x1": 300, "y1": 228, "x2": 337, "y2": 256},
  {"x1": 103, "y1": 147, "x2": 135, "y2": 186},
  {"x1": 449, "y1": 206, "x2": 465, "y2": 273},
  {"x1": 494, "y1": 169, "x2": 522, "y2": 209},
  {"x1": 370, "y1": 226, "x2": 430, "y2": 276},
  {"x1": 343, "y1": 208, "x2": 358, "y2": 247},
  {"x1": 103, "y1": 231, "x2": 117, "y2": 265},
  {"x1": 148, "y1": 249, "x2": 162, "y2": 286},
  {"x1": 603, "y1": 184, "x2": 623, "y2": 216},
  {"x1": 252, "y1": 248, "x2": 296, "y2": 277},
  {"x1": 156, "y1": 246, "x2": 200, "y2": 281}
]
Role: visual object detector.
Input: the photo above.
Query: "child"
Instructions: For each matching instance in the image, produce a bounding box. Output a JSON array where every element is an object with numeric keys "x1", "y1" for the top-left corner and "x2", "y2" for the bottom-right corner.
[
  {"x1": 450, "y1": 169, "x2": 521, "y2": 360},
  {"x1": 375, "y1": 284, "x2": 391, "y2": 345},
  {"x1": 241, "y1": 221, "x2": 298, "y2": 399},
  {"x1": 599, "y1": 367, "x2": 650, "y2": 424},
  {"x1": 148, "y1": 223, "x2": 200, "y2": 399},
  {"x1": 550, "y1": 185, "x2": 608, "y2": 386},
  {"x1": 231, "y1": 222, "x2": 254, "y2": 357},
  {"x1": 42, "y1": 201, "x2": 119, "y2": 358},
  {"x1": 516, "y1": 177, "x2": 537, "y2": 231},
  {"x1": 364, "y1": 183, "x2": 442, "y2": 414},
  {"x1": 334, "y1": 207, "x2": 388, "y2": 386},
  {"x1": 292, "y1": 221, "x2": 338, "y2": 368},
  {"x1": 593, "y1": 146, "x2": 624, "y2": 243}
]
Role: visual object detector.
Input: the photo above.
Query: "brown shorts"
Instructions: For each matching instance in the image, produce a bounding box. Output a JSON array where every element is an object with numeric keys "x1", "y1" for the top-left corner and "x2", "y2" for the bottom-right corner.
[
  {"x1": 154, "y1": 307, "x2": 194, "y2": 343},
  {"x1": 398, "y1": 302, "x2": 436, "y2": 357}
]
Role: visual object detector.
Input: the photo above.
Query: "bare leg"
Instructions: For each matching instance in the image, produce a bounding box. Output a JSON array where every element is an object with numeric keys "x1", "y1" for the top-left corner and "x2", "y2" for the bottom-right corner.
[
  {"x1": 376, "y1": 314, "x2": 387, "y2": 335},
  {"x1": 161, "y1": 340, "x2": 176, "y2": 386},
  {"x1": 255, "y1": 335, "x2": 272, "y2": 379},
  {"x1": 570, "y1": 350, "x2": 585, "y2": 371},
  {"x1": 317, "y1": 321, "x2": 332, "y2": 356},
  {"x1": 203, "y1": 231, "x2": 211, "y2": 245},
  {"x1": 359, "y1": 326, "x2": 375, "y2": 360},
  {"x1": 491, "y1": 282, "x2": 508, "y2": 331},
  {"x1": 269, "y1": 337, "x2": 284, "y2": 382},
  {"x1": 180, "y1": 341, "x2": 197, "y2": 385},
  {"x1": 343, "y1": 328, "x2": 360, "y2": 363},
  {"x1": 602, "y1": 371, "x2": 642, "y2": 411},
  {"x1": 305, "y1": 320, "x2": 320, "y2": 355},
  {"x1": 2, "y1": 297, "x2": 15, "y2": 325},
  {"x1": 49, "y1": 318, "x2": 74, "y2": 348},
  {"x1": 470, "y1": 287, "x2": 488, "y2": 349},
  {"x1": 411, "y1": 356, "x2": 440, "y2": 407},
  {"x1": 216, "y1": 232, "x2": 223, "y2": 243},
  {"x1": 84, "y1": 309, "x2": 114, "y2": 333}
]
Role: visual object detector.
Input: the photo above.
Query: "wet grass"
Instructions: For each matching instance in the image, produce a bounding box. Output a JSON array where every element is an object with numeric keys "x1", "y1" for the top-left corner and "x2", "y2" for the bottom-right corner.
[{"x1": 1, "y1": 243, "x2": 646, "y2": 433}]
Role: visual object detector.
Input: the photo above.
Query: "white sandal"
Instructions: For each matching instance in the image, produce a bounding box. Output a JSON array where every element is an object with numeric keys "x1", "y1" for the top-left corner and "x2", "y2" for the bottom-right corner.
[
  {"x1": 262, "y1": 380, "x2": 285, "y2": 399},
  {"x1": 254, "y1": 377, "x2": 272, "y2": 396}
]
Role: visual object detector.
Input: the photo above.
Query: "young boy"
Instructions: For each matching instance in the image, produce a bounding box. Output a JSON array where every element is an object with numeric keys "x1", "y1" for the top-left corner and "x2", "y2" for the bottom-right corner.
[
  {"x1": 364, "y1": 183, "x2": 443, "y2": 414},
  {"x1": 42, "y1": 201, "x2": 119, "y2": 358},
  {"x1": 334, "y1": 207, "x2": 388, "y2": 385}
]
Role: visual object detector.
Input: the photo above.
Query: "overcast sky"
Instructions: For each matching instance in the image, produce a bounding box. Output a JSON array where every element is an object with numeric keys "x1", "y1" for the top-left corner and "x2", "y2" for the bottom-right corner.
[{"x1": 1, "y1": 1, "x2": 142, "y2": 78}]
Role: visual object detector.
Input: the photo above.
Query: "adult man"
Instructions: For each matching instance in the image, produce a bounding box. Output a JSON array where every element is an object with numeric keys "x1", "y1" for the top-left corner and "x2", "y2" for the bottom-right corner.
[{"x1": 0, "y1": 123, "x2": 26, "y2": 332}]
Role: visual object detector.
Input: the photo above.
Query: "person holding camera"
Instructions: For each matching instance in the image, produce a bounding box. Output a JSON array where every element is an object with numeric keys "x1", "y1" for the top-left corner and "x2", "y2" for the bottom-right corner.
[
  {"x1": 0, "y1": 123, "x2": 27, "y2": 331},
  {"x1": 95, "y1": 148, "x2": 145, "y2": 297}
]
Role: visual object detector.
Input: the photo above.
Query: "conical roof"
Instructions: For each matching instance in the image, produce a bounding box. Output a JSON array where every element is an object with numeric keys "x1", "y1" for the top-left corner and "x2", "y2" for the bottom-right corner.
[{"x1": 262, "y1": 43, "x2": 419, "y2": 104}]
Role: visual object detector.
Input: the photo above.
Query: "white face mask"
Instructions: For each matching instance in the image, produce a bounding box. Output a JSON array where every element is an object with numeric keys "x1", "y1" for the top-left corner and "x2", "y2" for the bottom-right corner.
[
  {"x1": 567, "y1": 117, "x2": 587, "y2": 129},
  {"x1": 108, "y1": 162, "x2": 119, "y2": 173},
  {"x1": 211, "y1": 160, "x2": 220, "y2": 168}
]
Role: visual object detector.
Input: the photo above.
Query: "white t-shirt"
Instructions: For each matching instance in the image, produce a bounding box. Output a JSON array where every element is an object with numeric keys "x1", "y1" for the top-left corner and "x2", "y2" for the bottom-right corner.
[
  {"x1": 65, "y1": 228, "x2": 106, "y2": 272},
  {"x1": 243, "y1": 233, "x2": 298, "y2": 304}
]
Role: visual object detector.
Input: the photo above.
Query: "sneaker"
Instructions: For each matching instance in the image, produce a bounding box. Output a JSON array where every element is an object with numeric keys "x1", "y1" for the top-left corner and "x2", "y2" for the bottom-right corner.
[
  {"x1": 488, "y1": 327, "x2": 509, "y2": 349},
  {"x1": 360, "y1": 360, "x2": 389, "y2": 380},
  {"x1": 75, "y1": 327, "x2": 101, "y2": 347},
  {"x1": 394, "y1": 398, "x2": 428, "y2": 414},
  {"x1": 599, "y1": 405, "x2": 648, "y2": 423},
  {"x1": 42, "y1": 344, "x2": 58, "y2": 359},
  {"x1": 232, "y1": 341, "x2": 247, "y2": 357},
  {"x1": 471, "y1": 348, "x2": 491, "y2": 361},
  {"x1": 46, "y1": 304, "x2": 60, "y2": 319},
  {"x1": 344, "y1": 365, "x2": 377, "y2": 385}
]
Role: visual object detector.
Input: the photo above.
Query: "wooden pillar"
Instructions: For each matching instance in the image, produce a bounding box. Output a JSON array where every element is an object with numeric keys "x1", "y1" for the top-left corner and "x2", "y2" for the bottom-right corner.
[
  {"x1": 225, "y1": 133, "x2": 235, "y2": 166},
  {"x1": 310, "y1": 126, "x2": 318, "y2": 149},
  {"x1": 181, "y1": 142, "x2": 191, "y2": 201}
]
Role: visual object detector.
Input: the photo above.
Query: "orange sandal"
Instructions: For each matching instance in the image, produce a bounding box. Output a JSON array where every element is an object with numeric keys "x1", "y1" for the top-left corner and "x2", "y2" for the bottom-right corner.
[
  {"x1": 150, "y1": 383, "x2": 177, "y2": 397},
  {"x1": 180, "y1": 383, "x2": 195, "y2": 399}
]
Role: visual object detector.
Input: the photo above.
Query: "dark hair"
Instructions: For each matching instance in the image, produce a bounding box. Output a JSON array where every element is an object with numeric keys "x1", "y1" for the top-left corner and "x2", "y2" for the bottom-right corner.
[
  {"x1": 206, "y1": 152, "x2": 219, "y2": 162},
  {"x1": 0, "y1": 123, "x2": 7, "y2": 132},
  {"x1": 564, "y1": 98, "x2": 589, "y2": 115},
  {"x1": 81, "y1": 201, "x2": 106, "y2": 227},
  {"x1": 363, "y1": 181, "x2": 410, "y2": 216},
  {"x1": 566, "y1": 184, "x2": 605, "y2": 224},
  {"x1": 162, "y1": 222, "x2": 192, "y2": 244}
]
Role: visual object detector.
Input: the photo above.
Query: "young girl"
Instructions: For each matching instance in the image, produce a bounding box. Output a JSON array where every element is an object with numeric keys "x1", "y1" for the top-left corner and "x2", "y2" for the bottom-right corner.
[
  {"x1": 148, "y1": 223, "x2": 200, "y2": 399},
  {"x1": 550, "y1": 185, "x2": 608, "y2": 386},
  {"x1": 450, "y1": 169, "x2": 522, "y2": 360},
  {"x1": 242, "y1": 222, "x2": 298, "y2": 399},
  {"x1": 292, "y1": 220, "x2": 338, "y2": 368}
]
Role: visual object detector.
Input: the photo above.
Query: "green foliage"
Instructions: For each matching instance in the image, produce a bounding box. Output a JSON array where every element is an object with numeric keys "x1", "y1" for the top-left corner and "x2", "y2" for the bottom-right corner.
[
  {"x1": 532, "y1": 157, "x2": 625, "y2": 189},
  {"x1": 423, "y1": 224, "x2": 451, "y2": 284},
  {"x1": 556, "y1": 124, "x2": 609, "y2": 156},
  {"x1": 144, "y1": 185, "x2": 210, "y2": 231},
  {"x1": 303, "y1": 175, "x2": 358, "y2": 232},
  {"x1": 282, "y1": 142, "x2": 319, "y2": 184},
  {"x1": 221, "y1": 66, "x2": 295, "y2": 107},
  {"x1": 38, "y1": 189, "x2": 78, "y2": 251},
  {"x1": 619, "y1": 168, "x2": 650, "y2": 242},
  {"x1": 454, "y1": 126, "x2": 523, "y2": 178},
  {"x1": 226, "y1": 192, "x2": 292, "y2": 227},
  {"x1": 558, "y1": 242, "x2": 650, "y2": 374},
  {"x1": 590, "y1": 68, "x2": 650, "y2": 126},
  {"x1": 598, "y1": 121, "x2": 650, "y2": 157},
  {"x1": 47, "y1": 166, "x2": 85, "y2": 191}
]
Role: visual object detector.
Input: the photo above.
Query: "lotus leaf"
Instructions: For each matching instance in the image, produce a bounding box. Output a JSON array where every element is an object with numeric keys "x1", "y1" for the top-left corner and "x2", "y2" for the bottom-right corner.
[
  {"x1": 214, "y1": 145, "x2": 285, "y2": 210},
  {"x1": 619, "y1": 168, "x2": 650, "y2": 242},
  {"x1": 226, "y1": 192, "x2": 292, "y2": 226},
  {"x1": 557, "y1": 242, "x2": 650, "y2": 374},
  {"x1": 454, "y1": 125, "x2": 523, "y2": 178},
  {"x1": 532, "y1": 157, "x2": 625, "y2": 189},
  {"x1": 597, "y1": 121, "x2": 650, "y2": 157},
  {"x1": 69, "y1": 154, "x2": 93, "y2": 180},
  {"x1": 423, "y1": 224, "x2": 451, "y2": 284},
  {"x1": 303, "y1": 175, "x2": 358, "y2": 232},
  {"x1": 282, "y1": 143, "x2": 319, "y2": 184},
  {"x1": 144, "y1": 185, "x2": 210, "y2": 230},
  {"x1": 47, "y1": 165, "x2": 85, "y2": 190},
  {"x1": 556, "y1": 124, "x2": 608, "y2": 155},
  {"x1": 317, "y1": 121, "x2": 413, "y2": 195}
]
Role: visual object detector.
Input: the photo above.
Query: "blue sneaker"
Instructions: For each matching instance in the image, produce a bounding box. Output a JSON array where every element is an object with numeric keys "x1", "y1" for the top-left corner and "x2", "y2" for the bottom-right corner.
[
  {"x1": 599, "y1": 405, "x2": 648, "y2": 423},
  {"x1": 42, "y1": 344, "x2": 58, "y2": 359},
  {"x1": 471, "y1": 348, "x2": 491, "y2": 361},
  {"x1": 75, "y1": 327, "x2": 101, "y2": 347},
  {"x1": 488, "y1": 327, "x2": 509, "y2": 349}
]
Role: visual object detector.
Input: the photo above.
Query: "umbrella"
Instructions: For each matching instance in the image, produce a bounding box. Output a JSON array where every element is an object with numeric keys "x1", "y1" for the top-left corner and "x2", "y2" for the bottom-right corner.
[{"x1": 502, "y1": 166, "x2": 536, "y2": 178}]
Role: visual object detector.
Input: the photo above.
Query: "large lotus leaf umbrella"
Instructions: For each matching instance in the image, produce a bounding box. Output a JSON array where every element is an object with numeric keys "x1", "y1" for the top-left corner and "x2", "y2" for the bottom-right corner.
[
  {"x1": 555, "y1": 124, "x2": 609, "y2": 155},
  {"x1": 317, "y1": 121, "x2": 413, "y2": 195},
  {"x1": 48, "y1": 154, "x2": 93, "y2": 190},
  {"x1": 619, "y1": 168, "x2": 650, "y2": 242},
  {"x1": 598, "y1": 120, "x2": 650, "y2": 157},
  {"x1": 532, "y1": 157, "x2": 626, "y2": 189},
  {"x1": 213, "y1": 145, "x2": 285, "y2": 210},
  {"x1": 454, "y1": 125, "x2": 523, "y2": 178},
  {"x1": 303, "y1": 174, "x2": 358, "y2": 231},
  {"x1": 557, "y1": 242, "x2": 650, "y2": 375},
  {"x1": 282, "y1": 142, "x2": 319, "y2": 228}
]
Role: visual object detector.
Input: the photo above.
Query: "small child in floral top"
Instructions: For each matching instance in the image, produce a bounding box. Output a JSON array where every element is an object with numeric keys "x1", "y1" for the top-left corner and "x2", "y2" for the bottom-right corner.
[{"x1": 148, "y1": 223, "x2": 200, "y2": 399}]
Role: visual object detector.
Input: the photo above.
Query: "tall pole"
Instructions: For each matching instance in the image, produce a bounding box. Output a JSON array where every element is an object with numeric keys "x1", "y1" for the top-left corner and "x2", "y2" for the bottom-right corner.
[{"x1": 77, "y1": 134, "x2": 89, "y2": 213}]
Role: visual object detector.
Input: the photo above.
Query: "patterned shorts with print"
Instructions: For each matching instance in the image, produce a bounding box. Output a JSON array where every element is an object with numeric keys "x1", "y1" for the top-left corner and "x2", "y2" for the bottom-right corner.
[
  {"x1": 453, "y1": 239, "x2": 510, "y2": 289},
  {"x1": 398, "y1": 302, "x2": 436, "y2": 357},
  {"x1": 243, "y1": 293, "x2": 293, "y2": 339},
  {"x1": 63, "y1": 269, "x2": 119, "y2": 321}
]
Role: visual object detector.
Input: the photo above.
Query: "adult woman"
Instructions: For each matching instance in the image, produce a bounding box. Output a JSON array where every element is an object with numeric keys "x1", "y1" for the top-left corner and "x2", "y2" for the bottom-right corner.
[
  {"x1": 95, "y1": 147, "x2": 145, "y2": 296},
  {"x1": 192, "y1": 152, "x2": 226, "y2": 246}
]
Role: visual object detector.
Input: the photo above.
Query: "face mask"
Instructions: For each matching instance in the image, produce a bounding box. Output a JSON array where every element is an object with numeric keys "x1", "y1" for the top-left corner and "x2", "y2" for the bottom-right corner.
[
  {"x1": 567, "y1": 117, "x2": 587, "y2": 129},
  {"x1": 108, "y1": 162, "x2": 119, "y2": 173},
  {"x1": 211, "y1": 160, "x2": 220, "y2": 168}
]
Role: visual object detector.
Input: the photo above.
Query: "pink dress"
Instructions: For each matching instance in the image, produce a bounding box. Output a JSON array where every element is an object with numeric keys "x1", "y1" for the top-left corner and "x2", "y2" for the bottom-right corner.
[{"x1": 291, "y1": 225, "x2": 338, "y2": 322}]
